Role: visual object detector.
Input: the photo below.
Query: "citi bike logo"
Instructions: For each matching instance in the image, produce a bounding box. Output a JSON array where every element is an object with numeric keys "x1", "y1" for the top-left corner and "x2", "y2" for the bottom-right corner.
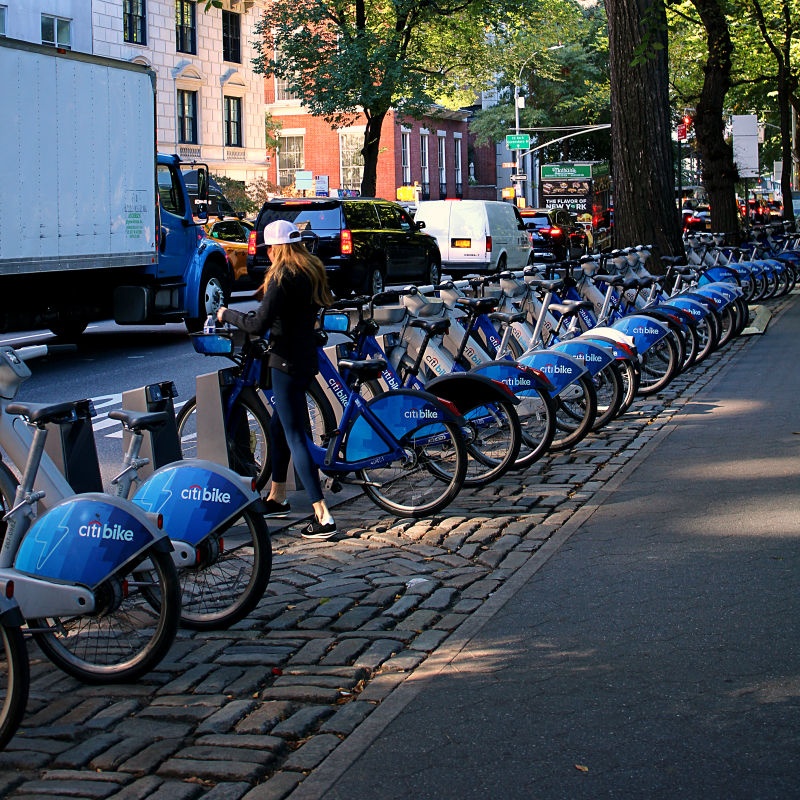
[
  {"x1": 502, "y1": 376, "x2": 532, "y2": 388},
  {"x1": 424, "y1": 353, "x2": 447, "y2": 375},
  {"x1": 583, "y1": 352, "x2": 603, "y2": 363},
  {"x1": 403, "y1": 408, "x2": 441, "y2": 420},
  {"x1": 632, "y1": 326, "x2": 660, "y2": 335},
  {"x1": 79, "y1": 521, "x2": 135, "y2": 542},
  {"x1": 181, "y1": 485, "x2": 231, "y2": 503},
  {"x1": 541, "y1": 364, "x2": 574, "y2": 375},
  {"x1": 383, "y1": 370, "x2": 401, "y2": 390},
  {"x1": 461, "y1": 346, "x2": 483, "y2": 366},
  {"x1": 327, "y1": 377, "x2": 349, "y2": 406}
]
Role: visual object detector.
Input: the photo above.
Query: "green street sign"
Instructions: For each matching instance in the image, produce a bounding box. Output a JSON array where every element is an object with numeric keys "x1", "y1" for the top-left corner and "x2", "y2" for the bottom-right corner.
[
  {"x1": 505, "y1": 134, "x2": 531, "y2": 150},
  {"x1": 541, "y1": 163, "x2": 595, "y2": 180}
]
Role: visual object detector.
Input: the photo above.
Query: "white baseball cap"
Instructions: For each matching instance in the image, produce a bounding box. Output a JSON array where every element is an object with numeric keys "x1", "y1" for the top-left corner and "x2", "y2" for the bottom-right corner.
[{"x1": 263, "y1": 220, "x2": 302, "y2": 245}]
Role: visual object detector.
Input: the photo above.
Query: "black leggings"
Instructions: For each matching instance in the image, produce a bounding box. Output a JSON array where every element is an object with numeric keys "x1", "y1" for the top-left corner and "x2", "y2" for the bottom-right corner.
[{"x1": 269, "y1": 368, "x2": 323, "y2": 504}]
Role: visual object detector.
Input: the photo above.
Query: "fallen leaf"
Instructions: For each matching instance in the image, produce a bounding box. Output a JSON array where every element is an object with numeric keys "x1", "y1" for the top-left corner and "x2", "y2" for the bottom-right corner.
[
  {"x1": 272, "y1": 667, "x2": 283, "y2": 675},
  {"x1": 319, "y1": 597, "x2": 331, "y2": 605},
  {"x1": 575, "y1": 764, "x2": 589, "y2": 773}
]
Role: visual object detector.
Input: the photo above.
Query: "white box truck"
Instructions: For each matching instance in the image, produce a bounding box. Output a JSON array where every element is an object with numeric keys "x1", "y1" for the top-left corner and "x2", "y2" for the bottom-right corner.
[
  {"x1": 0, "y1": 38, "x2": 230, "y2": 337},
  {"x1": 414, "y1": 200, "x2": 531, "y2": 274}
]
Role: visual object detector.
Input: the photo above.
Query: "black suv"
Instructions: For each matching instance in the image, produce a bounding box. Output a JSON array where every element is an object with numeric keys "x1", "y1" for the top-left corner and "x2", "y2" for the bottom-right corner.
[
  {"x1": 247, "y1": 198, "x2": 441, "y2": 294},
  {"x1": 520, "y1": 207, "x2": 590, "y2": 262}
]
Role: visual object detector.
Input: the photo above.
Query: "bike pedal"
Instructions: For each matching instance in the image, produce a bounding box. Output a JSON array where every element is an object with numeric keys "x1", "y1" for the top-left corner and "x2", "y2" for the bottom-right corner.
[{"x1": 329, "y1": 480, "x2": 342, "y2": 493}]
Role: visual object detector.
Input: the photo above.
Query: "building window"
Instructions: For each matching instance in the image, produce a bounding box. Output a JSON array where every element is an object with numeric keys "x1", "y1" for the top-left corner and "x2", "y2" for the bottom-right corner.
[
  {"x1": 274, "y1": 47, "x2": 299, "y2": 101},
  {"x1": 277, "y1": 135, "x2": 304, "y2": 187},
  {"x1": 438, "y1": 135, "x2": 447, "y2": 197},
  {"x1": 177, "y1": 89, "x2": 198, "y2": 144},
  {"x1": 42, "y1": 14, "x2": 71, "y2": 49},
  {"x1": 222, "y1": 10, "x2": 240, "y2": 63},
  {"x1": 401, "y1": 132, "x2": 411, "y2": 186},
  {"x1": 0, "y1": 6, "x2": 7, "y2": 37},
  {"x1": 340, "y1": 132, "x2": 365, "y2": 192},
  {"x1": 454, "y1": 137, "x2": 463, "y2": 198},
  {"x1": 224, "y1": 96, "x2": 242, "y2": 147},
  {"x1": 420, "y1": 133, "x2": 430, "y2": 199},
  {"x1": 123, "y1": 0, "x2": 146, "y2": 45},
  {"x1": 176, "y1": 1, "x2": 196, "y2": 55}
]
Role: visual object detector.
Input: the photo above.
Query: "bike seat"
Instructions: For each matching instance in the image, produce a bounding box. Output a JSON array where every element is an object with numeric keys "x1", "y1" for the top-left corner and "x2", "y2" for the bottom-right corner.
[
  {"x1": 7, "y1": 400, "x2": 84, "y2": 426},
  {"x1": 455, "y1": 297, "x2": 499, "y2": 313},
  {"x1": 338, "y1": 358, "x2": 388, "y2": 380},
  {"x1": 527, "y1": 278, "x2": 564, "y2": 292},
  {"x1": 549, "y1": 300, "x2": 593, "y2": 318},
  {"x1": 108, "y1": 409, "x2": 169, "y2": 432},
  {"x1": 409, "y1": 317, "x2": 450, "y2": 335},
  {"x1": 593, "y1": 274, "x2": 625, "y2": 287},
  {"x1": 488, "y1": 310, "x2": 526, "y2": 325},
  {"x1": 660, "y1": 256, "x2": 686, "y2": 266}
]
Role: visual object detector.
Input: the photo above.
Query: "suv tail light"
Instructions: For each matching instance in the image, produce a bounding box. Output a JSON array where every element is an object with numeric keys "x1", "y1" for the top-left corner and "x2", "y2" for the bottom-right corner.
[
  {"x1": 545, "y1": 226, "x2": 564, "y2": 237},
  {"x1": 248, "y1": 230, "x2": 257, "y2": 255},
  {"x1": 485, "y1": 236, "x2": 492, "y2": 253},
  {"x1": 341, "y1": 229, "x2": 353, "y2": 255}
]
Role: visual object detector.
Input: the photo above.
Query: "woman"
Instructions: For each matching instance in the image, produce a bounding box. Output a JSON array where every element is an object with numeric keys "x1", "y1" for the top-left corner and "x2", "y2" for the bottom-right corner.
[{"x1": 217, "y1": 219, "x2": 337, "y2": 539}]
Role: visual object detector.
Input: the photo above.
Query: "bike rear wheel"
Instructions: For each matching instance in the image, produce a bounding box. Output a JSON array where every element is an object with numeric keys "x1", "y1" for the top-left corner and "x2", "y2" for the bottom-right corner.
[
  {"x1": 176, "y1": 390, "x2": 271, "y2": 490},
  {"x1": 359, "y1": 419, "x2": 467, "y2": 517},
  {"x1": 461, "y1": 399, "x2": 521, "y2": 487},
  {"x1": 514, "y1": 386, "x2": 558, "y2": 468},
  {"x1": 550, "y1": 374, "x2": 597, "y2": 451},
  {"x1": 30, "y1": 547, "x2": 180, "y2": 684},
  {"x1": 591, "y1": 361, "x2": 624, "y2": 431},
  {"x1": 636, "y1": 334, "x2": 679, "y2": 396},
  {"x1": 178, "y1": 508, "x2": 272, "y2": 631},
  {"x1": 0, "y1": 622, "x2": 29, "y2": 751}
]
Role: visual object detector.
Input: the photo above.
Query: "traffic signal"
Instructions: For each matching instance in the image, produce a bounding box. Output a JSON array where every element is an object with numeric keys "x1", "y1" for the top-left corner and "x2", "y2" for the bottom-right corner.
[{"x1": 683, "y1": 114, "x2": 692, "y2": 128}]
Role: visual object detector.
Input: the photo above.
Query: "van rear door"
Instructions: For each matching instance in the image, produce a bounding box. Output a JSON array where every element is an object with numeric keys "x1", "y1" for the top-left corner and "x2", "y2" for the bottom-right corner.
[{"x1": 449, "y1": 202, "x2": 488, "y2": 269}]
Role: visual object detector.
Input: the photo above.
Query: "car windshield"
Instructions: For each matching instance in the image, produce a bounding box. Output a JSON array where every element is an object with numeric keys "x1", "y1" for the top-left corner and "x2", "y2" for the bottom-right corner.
[
  {"x1": 261, "y1": 202, "x2": 342, "y2": 232},
  {"x1": 523, "y1": 215, "x2": 552, "y2": 230}
]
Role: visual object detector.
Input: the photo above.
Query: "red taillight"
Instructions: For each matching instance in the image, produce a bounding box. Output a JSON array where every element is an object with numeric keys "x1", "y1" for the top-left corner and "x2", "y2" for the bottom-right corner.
[
  {"x1": 341, "y1": 229, "x2": 353, "y2": 255},
  {"x1": 5, "y1": 581, "x2": 13, "y2": 599},
  {"x1": 251, "y1": 478, "x2": 257, "y2": 491},
  {"x1": 156, "y1": 514, "x2": 163, "y2": 529},
  {"x1": 549, "y1": 226, "x2": 564, "y2": 237},
  {"x1": 248, "y1": 230, "x2": 257, "y2": 256},
  {"x1": 486, "y1": 236, "x2": 492, "y2": 253}
]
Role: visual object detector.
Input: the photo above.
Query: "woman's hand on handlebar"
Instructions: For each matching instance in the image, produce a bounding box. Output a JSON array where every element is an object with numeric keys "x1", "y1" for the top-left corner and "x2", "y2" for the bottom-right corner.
[{"x1": 217, "y1": 307, "x2": 227, "y2": 323}]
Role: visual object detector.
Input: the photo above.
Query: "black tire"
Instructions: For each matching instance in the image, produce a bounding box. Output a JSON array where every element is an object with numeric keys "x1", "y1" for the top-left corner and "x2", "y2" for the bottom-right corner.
[
  {"x1": 178, "y1": 508, "x2": 272, "y2": 630},
  {"x1": 176, "y1": 390, "x2": 272, "y2": 490},
  {"x1": 460, "y1": 399, "x2": 522, "y2": 487},
  {"x1": 591, "y1": 361, "x2": 624, "y2": 431},
  {"x1": 716, "y1": 304, "x2": 738, "y2": 348},
  {"x1": 636, "y1": 333, "x2": 680, "y2": 396},
  {"x1": 549, "y1": 374, "x2": 598, "y2": 451},
  {"x1": 358, "y1": 417, "x2": 467, "y2": 517},
  {"x1": 615, "y1": 359, "x2": 640, "y2": 416},
  {"x1": 30, "y1": 547, "x2": 180, "y2": 684},
  {"x1": 496, "y1": 255, "x2": 507, "y2": 273},
  {"x1": 49, "y1": 319, "x2": 89, "y2": 340},
  {"x1": 427, "y1": 256, "x2": 441, "y2": 287},
  {"x1": 513, "y1": 386, "x2": 558, "y2": 468},
  {"x1": 0, "y1": 622, "x2": 29, "y2": 751},
  {"x1": 364, "y1": 267, "x2": 385, "y2": 296},
  {"x1": 185, "y1": 264, "x2": 230, "y2": 333},
  {"x1": 692, "y1": 313, "x2": 719, "y2": 364}
]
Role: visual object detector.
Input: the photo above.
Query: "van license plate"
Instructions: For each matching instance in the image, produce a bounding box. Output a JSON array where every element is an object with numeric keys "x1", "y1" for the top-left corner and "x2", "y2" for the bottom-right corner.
[{"x1": 452, "y1": 239, "x2": 471, "y2": 248}]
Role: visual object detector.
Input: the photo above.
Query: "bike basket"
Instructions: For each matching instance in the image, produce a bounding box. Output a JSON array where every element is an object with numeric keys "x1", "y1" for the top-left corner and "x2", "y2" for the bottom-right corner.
[
  {"x1": 372, "y1": 305, "x2": 407, "y2": 325},
  {"x1": 402, "y1": 293, "x2": 444, "y2": 317},
  {"x1": 190, "y1": 332, "x2": 235, "y2": 356}
]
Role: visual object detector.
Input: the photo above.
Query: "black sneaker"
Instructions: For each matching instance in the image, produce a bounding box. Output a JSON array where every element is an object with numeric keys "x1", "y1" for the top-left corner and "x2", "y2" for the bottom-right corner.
[
  {"x1": 301, "y1": 519, "x2": 338, "y2": 539},
  {"x1": 262, "y1": 499, "x2": 291, "y2": 518}
]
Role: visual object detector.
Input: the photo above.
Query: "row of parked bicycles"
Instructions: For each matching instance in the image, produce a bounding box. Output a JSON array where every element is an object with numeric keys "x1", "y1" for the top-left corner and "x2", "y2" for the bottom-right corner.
[{"x1": 0, "y1": 220, "x2": 797, "y2": 750}]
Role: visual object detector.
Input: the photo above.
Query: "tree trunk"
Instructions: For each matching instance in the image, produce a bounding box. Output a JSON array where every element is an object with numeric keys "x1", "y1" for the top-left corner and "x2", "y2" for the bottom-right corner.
[
  {"x1": 360, "y1": 110, "x2": 387, "y2": 198},
  {"x1": 605, "y1": 0, "x2": 683, "y2": 266},
  {"x1": 778, "y1": 74, "x2": 796, "y2": 225},
  {"x1": 690, "y1": 0, "x2": 741, "y2": 241}
]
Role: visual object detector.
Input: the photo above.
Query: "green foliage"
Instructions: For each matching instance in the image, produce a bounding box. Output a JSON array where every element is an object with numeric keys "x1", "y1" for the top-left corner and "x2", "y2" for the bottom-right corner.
[{"x1": 265, "y1": 112, "x2": 282, "y2": 154}]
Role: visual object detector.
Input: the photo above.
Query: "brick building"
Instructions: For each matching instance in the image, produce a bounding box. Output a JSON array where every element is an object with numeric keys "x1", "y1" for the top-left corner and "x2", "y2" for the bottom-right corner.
[{"x1": 266, "y1": 78, "x2": 497, "y2": 201}]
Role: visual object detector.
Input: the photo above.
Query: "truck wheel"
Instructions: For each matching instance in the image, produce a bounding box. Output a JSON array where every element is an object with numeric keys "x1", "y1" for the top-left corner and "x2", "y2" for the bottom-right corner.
[
  {"x1": 185, "y1": 265, "x2": 229, "y2": 333},
  {"x1": 365, "y1": 267, "x2": 385, "y2": 295},
  {"x1": 427, "y1": 257, "x2": 441, "y2": 286},
  {"x1": 50, "y1": 320, "x2": 89, "y2": 340}
]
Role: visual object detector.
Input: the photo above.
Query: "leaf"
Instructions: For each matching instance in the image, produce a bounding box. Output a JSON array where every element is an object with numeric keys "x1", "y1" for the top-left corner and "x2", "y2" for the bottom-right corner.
[
  {"x1": 319, "y1": 597, "x2": 331, "y2": 605},
  {"x1": 575, "y1": 764, "x2": 589, "y2": 772}
]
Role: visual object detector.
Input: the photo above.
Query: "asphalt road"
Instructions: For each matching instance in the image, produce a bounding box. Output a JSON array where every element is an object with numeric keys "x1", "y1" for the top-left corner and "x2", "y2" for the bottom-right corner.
[{"x1": 0, "y1": 294, "x2": 258, "y2": 484}]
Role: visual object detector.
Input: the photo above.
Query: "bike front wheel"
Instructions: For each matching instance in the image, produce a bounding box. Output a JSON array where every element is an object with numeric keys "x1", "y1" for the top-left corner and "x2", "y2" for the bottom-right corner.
[
  {"x1": 0, "y1": 621, "x2": 29, "y2": 751},
  {"x1": 178, "y1": 508, "x2": 272, "y2": 631},
  {"x1": 359, "y1": 419, "x2": 467, "y2": 517},
  {"x1": 461, "y1": 399, "x2": 522, "y2": 487},
  {"x1": 176, "y1": 390, "x2": 272, "y2": 490},
  {"x1": 636, "y1": 334, "x2": 680, "y2": 396},
  {"x1": 30, "y1": 547, "x2": 180, "y2": 684},
  {"x1": 550, "y1": 374, "x2": 598, "y2": 451},
  {"x1": 591, "y1": 361, "x2": 624, "y2": 431}
]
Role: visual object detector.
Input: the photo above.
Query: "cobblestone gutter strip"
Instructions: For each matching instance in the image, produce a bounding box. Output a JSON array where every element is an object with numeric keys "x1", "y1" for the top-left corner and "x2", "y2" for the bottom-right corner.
[{"x1": 2, "y1": 292, "x2": 794, "y2": 800}]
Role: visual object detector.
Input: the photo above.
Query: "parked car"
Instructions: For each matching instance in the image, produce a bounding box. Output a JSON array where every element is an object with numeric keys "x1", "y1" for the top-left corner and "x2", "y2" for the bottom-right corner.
[
  {"x1": 247, "y1": 198, "x2": 441, "y2": 294},
  {"x1": 519, "y1": 207, "x2": 590, "y2": 262},
  {"x1": 413, "y1": 200, "x2": 531, "y2": 273},
  {"x1": 201, "y1": 217, "x2": 253, "y2": 286}
]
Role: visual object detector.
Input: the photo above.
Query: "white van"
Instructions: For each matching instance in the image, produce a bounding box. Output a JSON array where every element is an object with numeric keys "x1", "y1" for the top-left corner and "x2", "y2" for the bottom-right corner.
[{"x1": 414, "y1": 200, "x2": 531, "y2": 274}]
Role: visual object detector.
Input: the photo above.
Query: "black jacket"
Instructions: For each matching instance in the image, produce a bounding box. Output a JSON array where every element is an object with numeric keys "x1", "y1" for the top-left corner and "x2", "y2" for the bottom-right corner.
[{"x1": 221, "y1": 271, "x2": 320, "y2": 376}]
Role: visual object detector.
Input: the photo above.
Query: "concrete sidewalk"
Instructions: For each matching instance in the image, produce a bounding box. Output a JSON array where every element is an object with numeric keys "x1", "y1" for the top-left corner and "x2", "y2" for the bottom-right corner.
[{"x1": 293, "y1": 298, "x2": 800, "y2": 799}]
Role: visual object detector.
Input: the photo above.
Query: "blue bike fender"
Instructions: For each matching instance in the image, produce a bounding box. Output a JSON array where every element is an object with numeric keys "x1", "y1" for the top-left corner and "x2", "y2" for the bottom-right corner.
[
  {"x1": 578, "y1": 334, "x2": 638, "y2": 362},
  {"x1": 661, "y1": 297, "x2": 708, "y2": 323},
  {"x1": 424, "y1": 372, "x2": 521, "y2": 413},
  {"x1": 549, "y1": 340, "x2": 614, "y2": 376},
  {"x1": 696, "y1": 280, "x2": 740, "y2": 302},
  {"x1": 610, "y1": 315, "x2": 669, "y2": 352},
  {"x1": 344, "y1": 389, "x2": 463, "y2": 461},
  {"x1": 15, "y1": 494, "x2": 167, "y2": 588},
  {"x1": 132, "y1": 459, "x2": 258, "y2": 546},
  {"x1": 691, "y1": 286, "x2": 732, "y2": 308},
  {"x1": 517, "y1": 350, "x2": 588, "y2": 396},
  {"x1": 469, "y1": 361, "x2": 554, "y2": 395},
  {"x1": 699, "y1": 267, "x2": 741, "y2": 286}
]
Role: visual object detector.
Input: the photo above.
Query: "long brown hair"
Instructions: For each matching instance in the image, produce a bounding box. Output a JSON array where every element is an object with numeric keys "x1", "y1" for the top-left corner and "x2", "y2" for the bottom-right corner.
[{"x1": 262, "y1": 242, "x2": 333, "y2": 307}]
